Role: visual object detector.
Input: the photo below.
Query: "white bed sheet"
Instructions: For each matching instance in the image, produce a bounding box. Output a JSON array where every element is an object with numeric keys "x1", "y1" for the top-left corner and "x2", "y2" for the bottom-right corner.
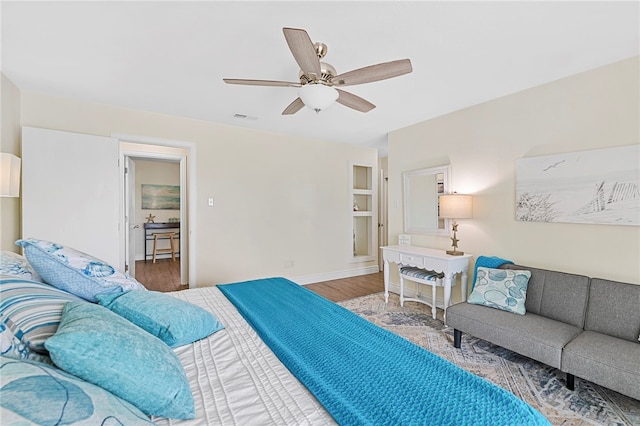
[{"x1": 153, "y1": 286, "x2": 336, "y2": 426}]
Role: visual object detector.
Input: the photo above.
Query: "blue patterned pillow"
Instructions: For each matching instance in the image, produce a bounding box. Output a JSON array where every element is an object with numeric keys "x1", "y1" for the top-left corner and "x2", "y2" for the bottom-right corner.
[
  {"x1": 468, "y1": 267, "x2": 531, "y2": 315},
  {"x1": 96, "y1": 290, "x2": 224, "y2": 347},
  {"x1": 16, "y1": 238, "x2": 145, "y2": 302},
  {"x1": 0, "y1": 251, "x2": 42, "y2": 282},
  {"x1": 0, "y1": 276, "x2": 84, "y2": 354},
  {"x1": 0, "y1": 356, "x2": 153, "y2": 425},
  {"x1": 45, "y1": 302, "x2": 195, "y2": 419}
]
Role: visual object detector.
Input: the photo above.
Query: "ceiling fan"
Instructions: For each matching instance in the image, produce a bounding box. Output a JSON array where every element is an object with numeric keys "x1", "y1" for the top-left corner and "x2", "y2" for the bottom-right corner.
[{"x1": 223, "y1": 27, "x2": 413, "y2": 115}]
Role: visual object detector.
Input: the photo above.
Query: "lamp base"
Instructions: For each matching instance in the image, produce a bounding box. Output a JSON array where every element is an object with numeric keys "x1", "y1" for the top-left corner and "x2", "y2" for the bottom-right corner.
[{"x1": 446, "y1": 250, "x2": 465, "y2": 256}]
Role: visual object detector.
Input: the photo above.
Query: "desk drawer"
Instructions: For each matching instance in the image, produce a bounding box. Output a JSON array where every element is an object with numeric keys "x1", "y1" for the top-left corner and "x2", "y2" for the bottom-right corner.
[{"x1": 399, "y1": 254, "x2": 424, "y2": 267}]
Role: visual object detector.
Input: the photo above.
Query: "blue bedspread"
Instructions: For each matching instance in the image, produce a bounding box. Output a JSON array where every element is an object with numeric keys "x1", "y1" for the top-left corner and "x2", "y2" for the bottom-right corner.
[{"x1": 218, "y1": 277, "x2": 549, "y2": 426}]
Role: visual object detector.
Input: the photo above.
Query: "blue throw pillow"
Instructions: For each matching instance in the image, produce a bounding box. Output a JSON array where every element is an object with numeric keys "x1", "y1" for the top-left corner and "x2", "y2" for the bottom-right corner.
[
  {"x1": 468, "y1": 267, "x2": 531, "y2": 315},
  {"x1": 96, "y1": 290, "x2": 224, "y2": 348},
  {"x1": 44, "y1": 302, "x2": 195, "y2": 419},
  {"x1": 0, "y1": 275, "x2": 84, "y2": 354},
  {"x1": 0, "y1": 356, "x2": 153, "y2": 425},
  {"x1": 16, "y1": 238, "x2": 145, "y2": 302}
]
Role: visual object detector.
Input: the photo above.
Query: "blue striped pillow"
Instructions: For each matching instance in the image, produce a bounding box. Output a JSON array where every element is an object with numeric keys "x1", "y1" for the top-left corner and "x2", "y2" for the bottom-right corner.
[{"x1": 0, "y1": 276, "x2": 83, "y2": 354}]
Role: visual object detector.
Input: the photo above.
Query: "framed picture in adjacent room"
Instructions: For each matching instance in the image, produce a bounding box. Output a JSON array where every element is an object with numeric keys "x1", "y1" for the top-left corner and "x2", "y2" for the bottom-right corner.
[{"x1": 141, "y1": 184, "x2": 180, "y2": 210}]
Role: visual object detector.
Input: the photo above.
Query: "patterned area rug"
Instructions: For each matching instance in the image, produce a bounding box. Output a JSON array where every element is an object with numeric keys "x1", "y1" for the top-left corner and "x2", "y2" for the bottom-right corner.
[{"x1": 338, "y1": 292, "x2": 640, "y2": 426}]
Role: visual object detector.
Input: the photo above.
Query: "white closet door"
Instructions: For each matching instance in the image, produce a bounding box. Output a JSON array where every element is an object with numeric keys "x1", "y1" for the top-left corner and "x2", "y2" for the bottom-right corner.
[{"x1": 22, "y1": 127, "x2": 121, "y2": 267}]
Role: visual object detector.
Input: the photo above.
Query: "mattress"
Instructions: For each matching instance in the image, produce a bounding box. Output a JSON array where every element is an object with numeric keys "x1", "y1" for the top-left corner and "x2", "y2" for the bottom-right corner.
[{"x1": 153, "y1": 285, "x2": 336, "y2": 425}]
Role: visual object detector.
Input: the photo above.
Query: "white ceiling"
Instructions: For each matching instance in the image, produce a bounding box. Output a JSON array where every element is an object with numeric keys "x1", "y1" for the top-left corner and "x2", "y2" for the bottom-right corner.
[{"x1": 2, "y1": 1, "x2": 638, "y2": 155}]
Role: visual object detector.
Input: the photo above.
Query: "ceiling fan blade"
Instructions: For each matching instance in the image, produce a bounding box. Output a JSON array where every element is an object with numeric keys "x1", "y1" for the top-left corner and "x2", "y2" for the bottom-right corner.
[
  {"x1": 331, "y1": 59, "x2": 413, "y2": 87},
  {"x1": 336, "y1": 89, "x2": 376, "y2": 113},
  {"x1": 223, "y1": 78, "x2": 301, "y2": 88},
  {"x1": 282, "y1": 97, "x2": 305, "y2": 115},
  {"x1": 283, "y1": 27, "x2": 321, "y2": 79}
]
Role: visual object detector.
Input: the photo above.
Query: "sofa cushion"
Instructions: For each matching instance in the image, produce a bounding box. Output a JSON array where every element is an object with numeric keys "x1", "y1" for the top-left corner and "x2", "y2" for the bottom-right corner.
[
  {"x1": 501, "y1": 264, "x2": 590, "y2": 328},
  {"x1": 584, "y1": 278, "x2": 640, "y2": 343},
  {"x1": 468, "y1": 267, "x2": 530, "y2": 315},
  {"x1": 447, "y1": 301, "x2": 582, "y2": 369},
  {"x1": 562, "y1": 330, "x2": 640, "y2": 401}
]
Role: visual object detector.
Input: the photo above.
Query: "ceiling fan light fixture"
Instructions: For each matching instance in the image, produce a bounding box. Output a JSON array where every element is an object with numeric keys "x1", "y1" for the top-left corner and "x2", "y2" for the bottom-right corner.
[{"x1": 299, "y1": 83, "x2": 338, "y2": 113}]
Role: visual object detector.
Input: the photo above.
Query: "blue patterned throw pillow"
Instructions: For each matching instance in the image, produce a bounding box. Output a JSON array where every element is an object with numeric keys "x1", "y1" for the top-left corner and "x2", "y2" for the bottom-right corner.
[
  {"x1": 16, "y1": 238, "x2": 145, "y2": 302},
  {"x1": 45, "y1": 302, "x2": 195, "y2": 419},
  {"x1": 0, "y1": 251, "x2": 42, "y2": 282},
  {"x1": 468, "y1": 267, "x2": 531, "y2": 315},
  {"x1": 0, "y1": 356, "x2": 153, "y2": 425},
  {"x1": 97, "y1": 290, "x2": 224, "y2": 347}
]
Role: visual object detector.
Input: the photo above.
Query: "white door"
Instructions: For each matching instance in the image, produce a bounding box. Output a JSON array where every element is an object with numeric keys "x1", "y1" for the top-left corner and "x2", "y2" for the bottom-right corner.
[
  {"x1": 22, "y1": 127, "x2": 121, "y2": 267},
  {"x1": 124, "y1": 157, "x2": 138, "y2": 276}
]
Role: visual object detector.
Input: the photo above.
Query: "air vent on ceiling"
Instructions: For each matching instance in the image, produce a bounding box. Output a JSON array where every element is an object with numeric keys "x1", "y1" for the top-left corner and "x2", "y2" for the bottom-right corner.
[{"x1": 233, "y1": 113, "x2": 258, "y2": 121}]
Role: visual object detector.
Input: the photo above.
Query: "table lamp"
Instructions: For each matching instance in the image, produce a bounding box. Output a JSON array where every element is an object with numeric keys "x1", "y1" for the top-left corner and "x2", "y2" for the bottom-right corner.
[{"x1": 439, "y1": 193, "x2": 473, "y2": 256}]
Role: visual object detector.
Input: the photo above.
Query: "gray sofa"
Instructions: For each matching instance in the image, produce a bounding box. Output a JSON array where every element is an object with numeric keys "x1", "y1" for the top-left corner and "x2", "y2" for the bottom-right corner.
[{"x1": 446, "y1": 264, "x2": 640, "y2": 401}]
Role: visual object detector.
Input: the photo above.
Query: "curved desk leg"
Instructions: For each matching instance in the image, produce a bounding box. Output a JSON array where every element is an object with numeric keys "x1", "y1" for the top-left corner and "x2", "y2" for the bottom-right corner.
[{"x1": 383, "y1": 259, "x2": 390, "y2": 303}]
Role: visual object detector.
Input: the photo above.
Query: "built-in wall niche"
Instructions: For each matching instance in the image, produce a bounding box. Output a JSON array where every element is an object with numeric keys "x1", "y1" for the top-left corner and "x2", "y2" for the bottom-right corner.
[
  {"x1": 350, "y1": 163, "x2": 376, "y2": 261},
  {"x1": 403, "y1": 165, "x2": 450, "y2": 235}
]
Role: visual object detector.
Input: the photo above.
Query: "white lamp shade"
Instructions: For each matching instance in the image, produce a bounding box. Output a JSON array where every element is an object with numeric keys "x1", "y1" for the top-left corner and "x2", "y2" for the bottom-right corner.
[
  {"x1": 0, "y1": 153, "x2": 21, "y2": 197},
  {"x1": 439, "y1": 194, "x2": 472, "y2": 219},
  {"x1": 299, "y1": 84, "x2": 339, "y2": 111}
]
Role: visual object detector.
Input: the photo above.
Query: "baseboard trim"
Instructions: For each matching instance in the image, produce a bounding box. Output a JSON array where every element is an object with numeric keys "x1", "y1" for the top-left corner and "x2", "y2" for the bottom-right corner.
[{"x1": 294, "y1": 266, "x2": 380, "y2": 285}]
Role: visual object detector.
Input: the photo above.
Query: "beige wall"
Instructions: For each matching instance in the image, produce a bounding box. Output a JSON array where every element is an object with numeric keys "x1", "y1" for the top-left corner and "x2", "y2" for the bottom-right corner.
[
  {"x1": 19, "y1": 92, "x2": 378, "y2": 285},
  {"x1": 1, "y1": 74, "x2": 22, "y2": 252},
  {"x1": 388, "y1": 56, "x2": 640, "y2": 300}
]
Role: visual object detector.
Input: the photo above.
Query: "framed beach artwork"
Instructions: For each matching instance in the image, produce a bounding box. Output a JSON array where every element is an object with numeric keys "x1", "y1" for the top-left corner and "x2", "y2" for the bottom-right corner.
[
  {"x1": 516, "y1": 145, "x2": 640, "y2": 226},
  {"x1": 141, "y1": 184, "x2": 180, "y2": 210}
]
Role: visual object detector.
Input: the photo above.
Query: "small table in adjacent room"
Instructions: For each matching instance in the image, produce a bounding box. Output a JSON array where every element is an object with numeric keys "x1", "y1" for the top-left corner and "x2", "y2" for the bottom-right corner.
[
  {"x1": 380, "y1": 245, "x2": 472, "y2": 320},
  {"x1": 144, "y1": 222, "x2": 180, "y2": 262}
]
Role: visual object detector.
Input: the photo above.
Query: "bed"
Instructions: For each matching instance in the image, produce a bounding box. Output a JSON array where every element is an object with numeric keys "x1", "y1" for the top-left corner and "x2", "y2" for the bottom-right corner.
[{"x1": 1, "y1": 240, "x2": 550, "y2": 425}]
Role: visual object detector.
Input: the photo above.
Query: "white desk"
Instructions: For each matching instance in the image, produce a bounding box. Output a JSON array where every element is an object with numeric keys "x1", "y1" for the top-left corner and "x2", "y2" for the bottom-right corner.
[{"x1": 381, "y1": 245, "x2": 472, "y2": 314}]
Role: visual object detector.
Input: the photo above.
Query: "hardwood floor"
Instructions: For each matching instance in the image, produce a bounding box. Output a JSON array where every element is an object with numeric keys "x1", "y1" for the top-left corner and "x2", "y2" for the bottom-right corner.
[
  {"x1": 304, "y1": 272, "x2": 384, "y2": 302},
  {"x1": 135, "y1": 259, "x2": 383, "y2": 302},
  {"x1": 134, "y1": 259, "x2": 186, "y2": 292}
]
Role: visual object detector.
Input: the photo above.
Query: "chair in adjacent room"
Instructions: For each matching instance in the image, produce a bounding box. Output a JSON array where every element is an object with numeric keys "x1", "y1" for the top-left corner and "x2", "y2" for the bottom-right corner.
[{"x1": 152, "y1": 232, "x2": 176, "y2": 263}]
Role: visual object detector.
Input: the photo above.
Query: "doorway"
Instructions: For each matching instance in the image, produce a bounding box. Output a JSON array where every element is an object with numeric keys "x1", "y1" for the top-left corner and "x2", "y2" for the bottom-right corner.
[{"x1": 120, "y1": 141, "x2": 190, "y2": 291}]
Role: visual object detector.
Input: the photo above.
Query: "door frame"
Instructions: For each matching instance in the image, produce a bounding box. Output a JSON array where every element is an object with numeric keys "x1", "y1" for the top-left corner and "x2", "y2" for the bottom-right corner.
[{"x1": 115, "y1": 133, "x2": 197, "y2": 288}]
